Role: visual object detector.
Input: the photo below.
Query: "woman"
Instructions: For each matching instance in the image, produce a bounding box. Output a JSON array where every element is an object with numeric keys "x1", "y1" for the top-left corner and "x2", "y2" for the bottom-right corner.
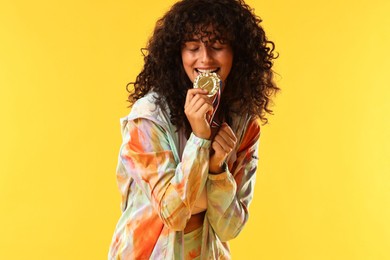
[{"x1": 108, "y1": 0, "x2": 279, "y2": 259}]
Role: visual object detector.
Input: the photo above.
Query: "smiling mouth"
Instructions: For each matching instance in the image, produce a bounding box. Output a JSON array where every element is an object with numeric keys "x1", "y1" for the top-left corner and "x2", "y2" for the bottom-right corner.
[{"x1": 196, "y1": 68, "x2": 219, "y2": 74}]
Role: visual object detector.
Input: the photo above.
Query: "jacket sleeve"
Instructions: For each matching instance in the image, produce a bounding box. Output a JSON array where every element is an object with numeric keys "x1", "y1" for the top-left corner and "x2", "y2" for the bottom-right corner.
[
  {"x1": 117, "y1": 117, "x2": 211, "y2": 231},
  {"x1": 205, "y1": 119, "x2": 260, "y2": 242}
]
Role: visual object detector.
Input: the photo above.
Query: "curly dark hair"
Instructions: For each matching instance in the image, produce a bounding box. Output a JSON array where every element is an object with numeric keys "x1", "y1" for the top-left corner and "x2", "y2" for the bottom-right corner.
[{"x1": 127, "y1": 0, "x2": 279, "y2": 133}]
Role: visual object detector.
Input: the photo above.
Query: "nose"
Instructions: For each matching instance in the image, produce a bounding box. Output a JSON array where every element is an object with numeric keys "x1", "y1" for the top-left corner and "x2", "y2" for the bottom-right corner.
[{"x1": 200, "y1": 46, "x2": 213, "y2": 64}]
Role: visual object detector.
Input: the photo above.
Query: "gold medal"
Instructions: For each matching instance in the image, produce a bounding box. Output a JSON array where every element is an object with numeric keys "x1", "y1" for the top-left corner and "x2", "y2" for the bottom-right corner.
[{"x1": 193, "y1": 72, "x2": 221, "y2": 97}]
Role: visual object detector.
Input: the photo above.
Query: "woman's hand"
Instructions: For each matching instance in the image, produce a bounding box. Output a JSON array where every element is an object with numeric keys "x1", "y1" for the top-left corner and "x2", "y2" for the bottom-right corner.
[
  {"x1": 184, "y1": 88, "x2": 213, "y2": 139},
  {"x1": 209, "y1": 123, "x2": 237, "y2": 174}
]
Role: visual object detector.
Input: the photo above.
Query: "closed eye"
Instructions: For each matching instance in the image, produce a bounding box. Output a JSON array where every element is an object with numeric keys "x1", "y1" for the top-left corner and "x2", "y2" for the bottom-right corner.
[{"x1": 183, "y1": 41, "x2": 200, "y2": 52}]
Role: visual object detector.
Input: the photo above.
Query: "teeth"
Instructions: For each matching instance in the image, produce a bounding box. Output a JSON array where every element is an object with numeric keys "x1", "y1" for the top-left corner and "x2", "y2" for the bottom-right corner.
[{"x1": 197, "y1": 69, "x2": 218, "y2": 74}]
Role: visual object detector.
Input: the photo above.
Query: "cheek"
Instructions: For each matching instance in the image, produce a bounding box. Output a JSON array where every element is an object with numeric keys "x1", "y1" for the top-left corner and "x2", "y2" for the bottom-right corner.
[
  {"x1": 226, "y1": 51, "x2": 234, "y2": 67},
  {"x1": 181, "y1": 51, "x2": 194, "y2": 66},
  {"x1": 219, "y1": 50, "x2": 233, "y2": 67},
  {"x1": 222, "y1": 55, "x2": 233, "y2": 72},
  {"x1": 181, "y1": 52, "x2": 195, "y2": 81},
  {"x1": 221, "y1": 53, "x2": 233, "y2": 82}
]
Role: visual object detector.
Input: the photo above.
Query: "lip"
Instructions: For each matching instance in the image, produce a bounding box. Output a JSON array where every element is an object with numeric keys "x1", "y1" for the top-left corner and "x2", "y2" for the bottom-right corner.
[
  {"x1": 196, "y1": 68, "x2": 219, "y2": 72},
  {"x1": 195, "y1": 68, "x2": 220, "y2": 75}
]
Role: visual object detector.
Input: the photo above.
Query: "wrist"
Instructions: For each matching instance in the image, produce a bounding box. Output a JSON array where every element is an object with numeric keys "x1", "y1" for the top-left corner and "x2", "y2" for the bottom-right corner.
[
  {"x1": 209, "y1": 162, "x2": 227, "y2": 175},
  {"x1": 193, "y1": 131, "x2": 211, "y2": 140}
]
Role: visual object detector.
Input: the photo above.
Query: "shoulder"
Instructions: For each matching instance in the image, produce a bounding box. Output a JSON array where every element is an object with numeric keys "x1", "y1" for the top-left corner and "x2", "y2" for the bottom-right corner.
[
  {"x1": 124, "y1": 92, "x2": 171, "y2": 127},
  {"x1": 118, "y1": 92, "x2": 177, "y2": 138},
  {"x1": 128, "y1": 92, "x2": 159, "y2": 120}
]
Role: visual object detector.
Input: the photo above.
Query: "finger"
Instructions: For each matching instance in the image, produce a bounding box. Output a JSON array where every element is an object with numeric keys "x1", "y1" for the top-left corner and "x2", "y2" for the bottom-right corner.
[
  {"x1": 187, "y1": 88, "x2": 208, "y2": 99},
  {"x1": 191, "y1": 94, "x2": 213, "y2": 107},
  {"x1": 213, "y1": 134, "x2": 234, "y2": 153},
  {"x1": 196, "y1": 102, "x2": 214, "y2": 117},
  {"x1": 185, "y1": 88, "x2": 208, "y2": 107},
  {"x1": 219, "y1": 123, "x2": 238, "y2": 142},
  {"x1": 212, "y1": 139, "x2": 226, "y2": 156},
  {"x1": 215, "y1": 126, "x2": 236, "y2": 148},
  {"x1": 185, "y1": 94, "x2": 211, "y2": 112},
  {"x1": 186, "y1": 95, "x2": 213, "y2": 113},
  {"x1": 189, "y1": 87, "x2": 208, "y2": 94}
]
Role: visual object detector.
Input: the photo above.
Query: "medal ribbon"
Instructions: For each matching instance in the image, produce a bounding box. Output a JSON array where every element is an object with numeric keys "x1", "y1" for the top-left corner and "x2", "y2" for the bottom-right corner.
[{"x1": 209, "y1": 82, "x2": 222, "y2": 128}]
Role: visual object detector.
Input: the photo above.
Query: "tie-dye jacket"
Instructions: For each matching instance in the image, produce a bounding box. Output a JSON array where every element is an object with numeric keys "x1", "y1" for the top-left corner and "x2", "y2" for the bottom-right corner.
[{"x1": 108, "y1": 92, "x2": 261, "y2": 259}]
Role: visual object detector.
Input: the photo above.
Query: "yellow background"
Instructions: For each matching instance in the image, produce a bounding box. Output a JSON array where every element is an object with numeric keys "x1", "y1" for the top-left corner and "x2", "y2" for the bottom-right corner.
[{"x1": 1, "y1": 0, "x2": 389, "y2": 259}]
